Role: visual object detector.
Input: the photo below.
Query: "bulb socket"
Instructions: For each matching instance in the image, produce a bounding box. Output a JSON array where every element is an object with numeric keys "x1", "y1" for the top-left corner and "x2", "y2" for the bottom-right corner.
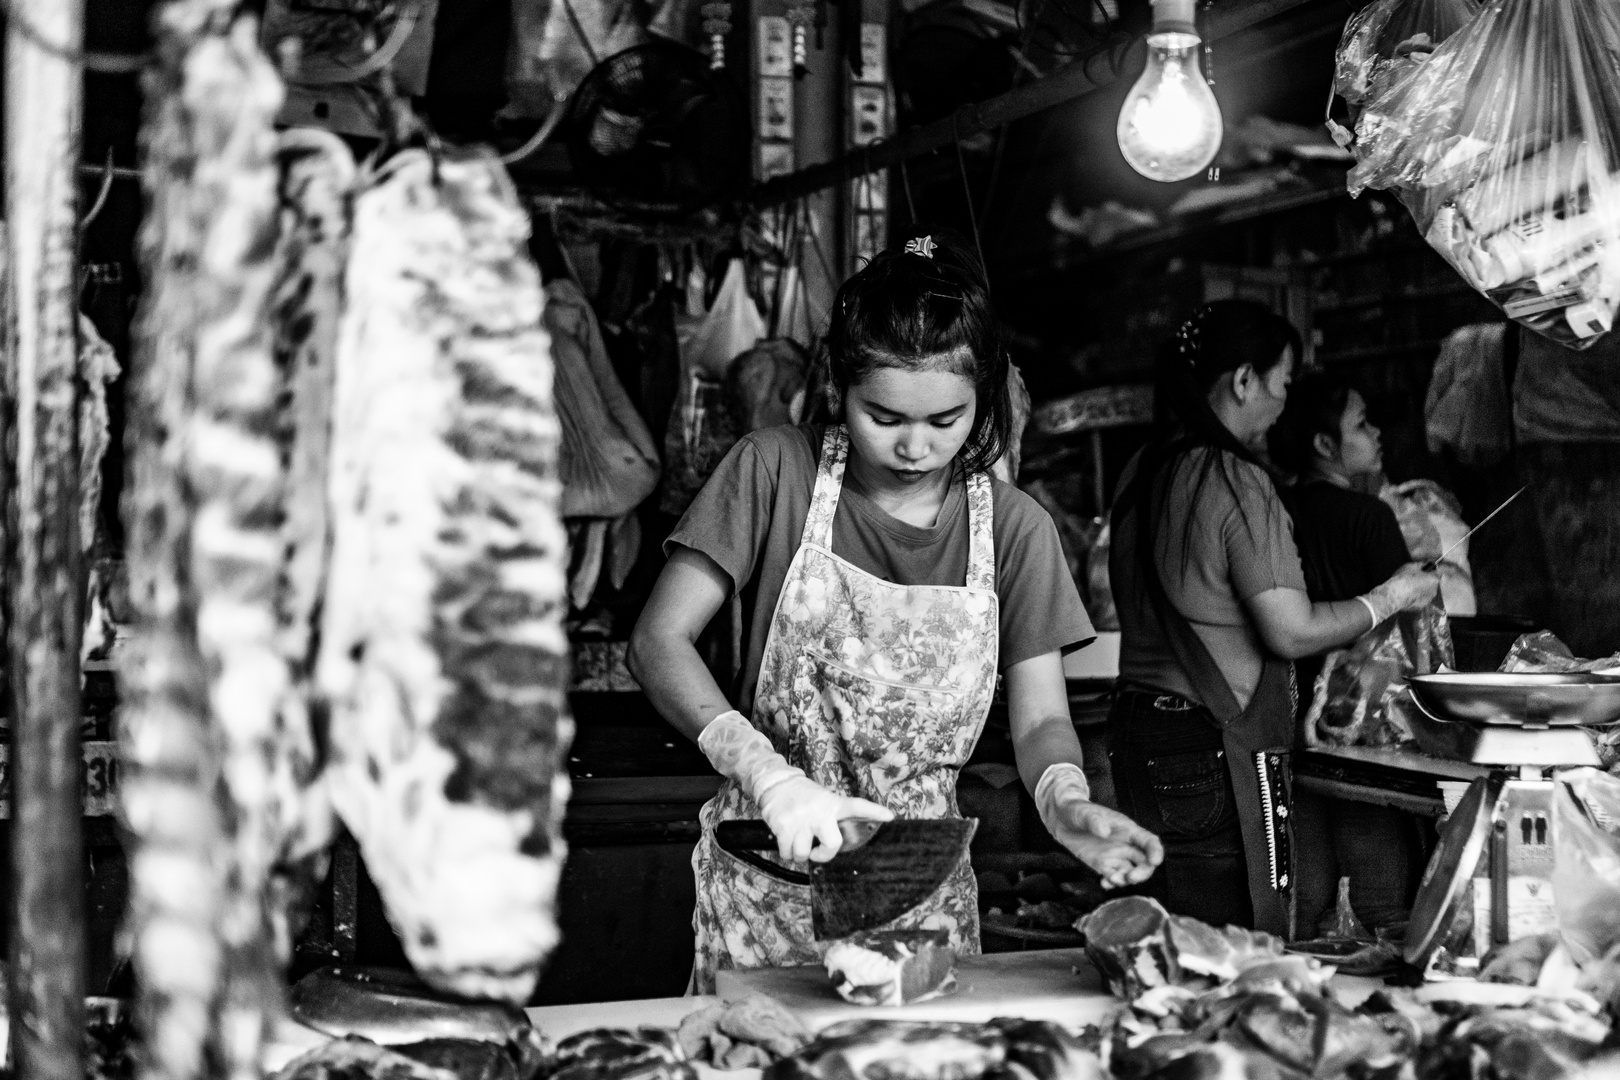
[{"x1": 1149, "y1": 0, "x2": 1199, "y2": 41}]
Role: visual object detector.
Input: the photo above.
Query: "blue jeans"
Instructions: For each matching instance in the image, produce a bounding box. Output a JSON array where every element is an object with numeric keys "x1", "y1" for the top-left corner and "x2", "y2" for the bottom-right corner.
[
  {"x1": 1108, "y1": 687, "x2": 1254, "y2": 929},
  {"x1": 1292, "y1": 789, "x2": 1416, "y2": 934}
]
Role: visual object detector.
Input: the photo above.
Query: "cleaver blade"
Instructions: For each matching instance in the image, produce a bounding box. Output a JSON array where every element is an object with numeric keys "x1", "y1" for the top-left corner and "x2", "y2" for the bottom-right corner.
[{"x1": 712, "y1": 817, "x2": 977, "y2": 941}]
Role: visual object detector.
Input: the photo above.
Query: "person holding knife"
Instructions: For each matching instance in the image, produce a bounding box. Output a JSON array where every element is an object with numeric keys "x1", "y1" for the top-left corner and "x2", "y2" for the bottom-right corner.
[{"x1": 630, "y1": 232, "x2": 1162, "y2": 992}]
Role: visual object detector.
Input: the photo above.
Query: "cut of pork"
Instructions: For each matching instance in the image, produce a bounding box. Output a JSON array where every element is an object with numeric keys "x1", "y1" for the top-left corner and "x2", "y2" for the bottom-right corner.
[{"x1": 318, "y1": 147, "x2": 572, "y2": 1003}]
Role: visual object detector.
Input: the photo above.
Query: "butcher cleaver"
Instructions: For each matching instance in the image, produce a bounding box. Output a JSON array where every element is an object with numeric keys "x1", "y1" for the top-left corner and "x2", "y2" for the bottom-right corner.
[{"x1": 714, "y1": 817, "x2": 977, "y2": 940}]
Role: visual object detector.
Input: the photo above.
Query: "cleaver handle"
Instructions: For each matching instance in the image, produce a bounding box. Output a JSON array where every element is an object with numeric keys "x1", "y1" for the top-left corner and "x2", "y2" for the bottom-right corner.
[
  {"x1": 712, "y1": 820, "x2": 809, "y2": 885},
  {"x1": 714, "y1": 820, "x2": 779, "y2": 851},
  {"x1": 713, "y1": 819, "x2": 884, "y2": 852}
]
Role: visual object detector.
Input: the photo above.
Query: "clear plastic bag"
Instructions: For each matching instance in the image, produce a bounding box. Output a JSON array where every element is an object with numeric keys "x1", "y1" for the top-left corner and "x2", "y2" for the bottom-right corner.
[
  {"x1": 1333, "y1": 0, "x2": 1481, "y2": 108},
  {"x1": 661, "y1": 259, "x2": 764, "y2": 514},
  {"x1": 1304, "y1": 603, "x2": 1455, "y2": 748},
  {"x1": 1343, "y1": 0, "x2": 1620, "y2": 348},
  {"x1": 1552, "y1": 768, "x2": 1620, "y2": 964},
  {"x1": 1380, "y1": 479, "x2": 1477, "y2": 616}
]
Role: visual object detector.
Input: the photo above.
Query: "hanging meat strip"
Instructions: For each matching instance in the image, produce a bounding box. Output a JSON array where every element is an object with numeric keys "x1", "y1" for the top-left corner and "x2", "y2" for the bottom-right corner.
[
  {"x1": 263, "y1": 126, "x2": 357, "y2": 960},
  {"x1": 318, "y1": 147, "x2": 573, "y2": 1003},
  {"x1": 124, "y1": 2, "x2": 291, "y2": 1078}
]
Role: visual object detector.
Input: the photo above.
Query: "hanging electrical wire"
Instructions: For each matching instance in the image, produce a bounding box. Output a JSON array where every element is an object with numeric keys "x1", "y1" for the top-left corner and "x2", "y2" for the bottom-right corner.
[{"x1": 951, "y1": 118, "x2": 988, "y2": 279}]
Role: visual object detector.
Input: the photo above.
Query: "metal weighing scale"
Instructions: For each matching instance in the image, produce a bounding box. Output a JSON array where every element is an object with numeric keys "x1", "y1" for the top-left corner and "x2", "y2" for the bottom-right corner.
[{"x1": 1403, "y1": 673, "x2": 1620, "y2": 970}]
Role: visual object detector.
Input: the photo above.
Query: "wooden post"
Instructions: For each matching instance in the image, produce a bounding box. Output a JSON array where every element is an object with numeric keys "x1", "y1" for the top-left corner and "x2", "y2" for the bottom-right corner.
[{"x1": 5, "y1": 0, "x2": 89, "y2": 1078}]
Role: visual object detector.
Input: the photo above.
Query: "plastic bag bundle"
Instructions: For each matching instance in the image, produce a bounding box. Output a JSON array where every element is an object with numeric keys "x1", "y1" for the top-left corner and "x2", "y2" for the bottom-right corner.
[
  {"x1": 1551, "y1": 768, "x2": 1620, "y2": 964},
  {"x1": 1304, "y1": 603, "x2": 1454, "y2": 748},
  {"x1": 1380, "y1": 479, "x2": 1477, "y2": 616},
  {"x1": 1344, "y1": 0, "x2": 1620, "y2": 347},
  {"x1": 1333, "y1": 0, "x2": 1480, "y2": 109},
  {"x1": 661, "y1": 259, "x2": 764, "y2": 514}
]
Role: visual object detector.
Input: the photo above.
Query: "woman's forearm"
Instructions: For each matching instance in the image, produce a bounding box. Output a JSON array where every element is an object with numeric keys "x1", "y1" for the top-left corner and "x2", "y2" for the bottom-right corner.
[
  {"x1": 625, "y1": 629, "x2": 734, "y2": 743},
  {"x1": 1247, "y1": 588, "x2": 1372, "y2": 659},
  {"x1": 1003, "y1": 652, "x2": 1085, "y2": 793},
  {"x1": 627, "y1": 546, "x2": 742, "y2": 743},
  {"x1": 1011, "y1": 713, "x2": 1086, "y2": 794}
]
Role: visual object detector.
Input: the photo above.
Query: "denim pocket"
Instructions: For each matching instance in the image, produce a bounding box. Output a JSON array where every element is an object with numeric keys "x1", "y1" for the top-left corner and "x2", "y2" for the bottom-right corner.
[{"x1": 1147, "y1": 748, "x2": 1231, "y2": 842}]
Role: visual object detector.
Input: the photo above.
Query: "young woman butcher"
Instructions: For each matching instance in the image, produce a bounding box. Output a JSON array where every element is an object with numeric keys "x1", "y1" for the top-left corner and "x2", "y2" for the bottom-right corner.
[
  {"x1": 630, "y1": 232, "x2": 1162, "y2": 992},
  {"x1": 1107, "y1": 302, "x2": 1438, "y2": 935}
]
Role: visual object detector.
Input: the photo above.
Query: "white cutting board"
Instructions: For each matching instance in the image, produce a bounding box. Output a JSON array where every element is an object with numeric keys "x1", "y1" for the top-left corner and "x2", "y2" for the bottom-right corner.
[{"x1": 715, "y1": 948, "x2": 1121, "y2": 1031}]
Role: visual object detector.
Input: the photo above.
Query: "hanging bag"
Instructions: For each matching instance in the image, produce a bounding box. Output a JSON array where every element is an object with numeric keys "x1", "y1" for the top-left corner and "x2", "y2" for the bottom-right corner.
[
  {"x1": 661, "y1": 258, "x2": 765, "y2": 513},
  {"x1": 1343, "y1": 0, "x2": 1620, "y2": 348}
]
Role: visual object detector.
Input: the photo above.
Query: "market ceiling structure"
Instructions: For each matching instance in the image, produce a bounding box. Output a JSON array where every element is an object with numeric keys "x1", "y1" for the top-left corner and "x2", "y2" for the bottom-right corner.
[{"x1": 753, "y1": 0, "x2": 1337, "y2": 207}]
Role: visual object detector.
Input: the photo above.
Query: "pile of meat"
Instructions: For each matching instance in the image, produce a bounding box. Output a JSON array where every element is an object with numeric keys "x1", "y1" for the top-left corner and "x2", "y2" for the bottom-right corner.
[
  {"x1": 1082, "y1": 897, "x2": 1620, "y2": 1080},
  {"x1": 824, "y1": 930, "x2": 959, "y2": 1008},
  {"x1": 769, "y1": 1018, "x2": 1104, "y2": 1080},
  {"x1": 676, "y1": 994, "x2": 813, "y2": 1069},
  {"x1": 1077, "y1": 897, "x2": 1297, "y2": 1001},
  {"x1": 121, "y1": 0, "x2": 572, "y2": 1073}
]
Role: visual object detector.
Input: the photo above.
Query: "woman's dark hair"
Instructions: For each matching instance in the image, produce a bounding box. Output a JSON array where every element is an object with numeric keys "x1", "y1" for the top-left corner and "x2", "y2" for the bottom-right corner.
[
  {"x1": 1268, "y1": 372, "x2": 1353, "y2": 480},
  {"x1": 824, "y1": 227, "x2": 1011, "y2": 473},
  {"x1": 1114, "y1": 300, "x2": 1302, "y2": 625}
]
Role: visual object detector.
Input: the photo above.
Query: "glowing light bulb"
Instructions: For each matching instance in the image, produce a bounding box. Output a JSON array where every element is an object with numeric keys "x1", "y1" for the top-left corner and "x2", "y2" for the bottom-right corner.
[{"x1": 1116, "y1": 0, "x2": 1223, "y2": 183}]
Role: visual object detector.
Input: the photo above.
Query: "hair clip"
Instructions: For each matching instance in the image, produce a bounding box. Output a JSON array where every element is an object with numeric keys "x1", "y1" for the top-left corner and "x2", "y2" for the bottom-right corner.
[{"x1": 904, "y1": 235, "x2": 936, "y2": 259}]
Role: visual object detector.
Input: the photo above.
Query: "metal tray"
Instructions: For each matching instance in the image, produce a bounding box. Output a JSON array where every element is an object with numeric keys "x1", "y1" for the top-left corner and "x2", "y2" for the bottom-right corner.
[{"x1": 1407, "y1": 673, "x2": 1620, "y2": 728}]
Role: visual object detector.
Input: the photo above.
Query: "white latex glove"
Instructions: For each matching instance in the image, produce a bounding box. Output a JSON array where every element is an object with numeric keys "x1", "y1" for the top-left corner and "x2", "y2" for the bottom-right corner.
[
  {"x1": 756, "y1": 774, "x2": 894, "y2": 863},
  {"x1": 1360, "y1": 561, "x2": 1442, "y2": 626},
  {"x1": 1035, "y1": 763, "x2": 1164, "y2": 889},
  {"x1": 698, "y1": 711, "x2": 892, "y2": 863}
]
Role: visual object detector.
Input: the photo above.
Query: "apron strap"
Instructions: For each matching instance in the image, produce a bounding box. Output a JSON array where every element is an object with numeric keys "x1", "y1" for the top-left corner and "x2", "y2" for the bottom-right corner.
[
  {"x1": 964, "y1": 473, "x2": 996, "y2": 593},
  {"x1": 805, "y1": 426, "x2": 851, "y2": 550},
  {"x1": 1115, "y1": 476, "x2": 1297, "y2": 936}
]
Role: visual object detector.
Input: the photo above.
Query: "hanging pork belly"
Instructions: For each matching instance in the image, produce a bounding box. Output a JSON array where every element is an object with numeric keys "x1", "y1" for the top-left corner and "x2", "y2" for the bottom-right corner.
[
  {"x1": 123, "y1": 2, "x2": 337, "y2": 1077},
  {"x1": 262, "y1": 125, "x2": 361, "y2": 958},
  {"x1": 317, "y1": 146, "x2": 573, "y2": 1004}
]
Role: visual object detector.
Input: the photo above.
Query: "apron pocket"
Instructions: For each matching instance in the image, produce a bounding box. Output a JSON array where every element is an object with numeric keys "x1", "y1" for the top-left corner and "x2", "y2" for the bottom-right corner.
[{"x1": 1147, "y1": 748, "x2": 1234, "y2": 842}]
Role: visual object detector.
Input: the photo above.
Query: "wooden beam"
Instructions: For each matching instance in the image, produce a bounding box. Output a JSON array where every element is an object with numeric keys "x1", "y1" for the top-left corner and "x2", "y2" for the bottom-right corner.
[
  {"x1": 749, "y1": 0, "x2": 1333, "y2": 207},
  {"x1": 5, "y1": 0, "x2": 89, "y2": 1079}
]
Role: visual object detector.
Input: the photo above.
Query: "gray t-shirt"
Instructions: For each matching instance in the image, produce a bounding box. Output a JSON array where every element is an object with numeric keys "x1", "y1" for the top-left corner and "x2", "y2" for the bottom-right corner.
[
  {"x1": 1112, "y1": 446, "x2": 1307, "y2": 709},
  {"x1": 667, "y1": 424, "x2": 1095, "y2": 716}
]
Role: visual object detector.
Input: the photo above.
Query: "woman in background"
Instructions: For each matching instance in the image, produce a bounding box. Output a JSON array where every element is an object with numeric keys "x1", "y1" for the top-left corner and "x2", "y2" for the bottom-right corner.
[
  {"x1": 1108, "y1": 302, "x2": 1438, "y2": 934},
  {"x1": 1269, "y1": 373, "x2": 1423, "y2": 934}
]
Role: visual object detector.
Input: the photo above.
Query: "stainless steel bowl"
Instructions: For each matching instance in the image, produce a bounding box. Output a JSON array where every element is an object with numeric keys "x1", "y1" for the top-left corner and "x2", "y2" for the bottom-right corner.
[{"x1": 1407, "y1": 673, "x2": 1620, "y2": 728}]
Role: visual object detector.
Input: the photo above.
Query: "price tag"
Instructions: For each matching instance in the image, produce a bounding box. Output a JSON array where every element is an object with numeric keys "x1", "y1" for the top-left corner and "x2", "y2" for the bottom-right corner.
[{"x1": 0, "y1": 741, "x2": 120, "y2": 819}]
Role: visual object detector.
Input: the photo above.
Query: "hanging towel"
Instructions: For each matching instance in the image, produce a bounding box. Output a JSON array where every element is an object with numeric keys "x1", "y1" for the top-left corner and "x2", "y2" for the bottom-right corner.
[{"x1": 1425, "y1": 322, "x2": 1511, "y2": 466}]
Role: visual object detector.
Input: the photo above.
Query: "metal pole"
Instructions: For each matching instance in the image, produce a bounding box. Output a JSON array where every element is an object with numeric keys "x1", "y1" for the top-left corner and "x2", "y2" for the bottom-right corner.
[
  {"x1": 5, "y1": 0, "x2": 89, "y2": 1078},
  {"x1": 749, "y1": 0, "x2": 1330, "y2": 207}
]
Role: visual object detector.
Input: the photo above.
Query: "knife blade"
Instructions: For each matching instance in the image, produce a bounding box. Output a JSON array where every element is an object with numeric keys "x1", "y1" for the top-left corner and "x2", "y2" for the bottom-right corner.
[
  {"x1": 713, "y1": 818, "x2": 977, "y2": 940},
  {"x1": 1424, "y1": 486, "x2": 1525, "y2": 570}
]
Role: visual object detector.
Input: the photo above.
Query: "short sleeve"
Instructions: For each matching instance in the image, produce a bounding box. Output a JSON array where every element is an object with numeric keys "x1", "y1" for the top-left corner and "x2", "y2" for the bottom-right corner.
[
  {"x1": 664, "y1": 436, "x2": 776, "y2": 597},
  {"x1": 994, "y1": 486, "x2": 1096, "y2": 668},
  {"x1": 1362, "y1": 499, "x2": 1412, "y2": 584},
  {"x1": 1224, "y1": 461, "x2": 1308, "y2": 601}
]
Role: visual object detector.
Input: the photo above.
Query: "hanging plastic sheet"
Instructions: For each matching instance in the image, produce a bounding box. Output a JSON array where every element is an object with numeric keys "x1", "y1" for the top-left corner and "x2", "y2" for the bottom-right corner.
[
  {"x1": 1551, "y1": 768, "x2": 1620, "y2": 964},
  {"x1": 661, "y1": 258, "x2": 765, "y2": 514},
  {"x1": 547, "y1": 278, "x2": 661, "y2": 608},
  {"x1": 1332, "y1": 0, "x2": 1480, "y2": 110},
  {"x1": 506, "y1": 0, "x2": 650, "y2": 120},
  {"x1": 1342, "y1": 0, "x2": 1620, "y2": 347},
  {"x1": 1381, "y1": 479, "x2": 1478, "y2": 616}
]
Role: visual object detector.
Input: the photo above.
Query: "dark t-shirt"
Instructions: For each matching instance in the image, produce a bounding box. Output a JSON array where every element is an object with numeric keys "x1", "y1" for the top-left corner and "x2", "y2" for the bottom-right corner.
[
  {"x1": 1285, "y1": 479, "x2": 1411, "y2": 709},
  {"x1": 666, "y1": 424, "x2": 1095, "y2": 716},
  {"x1": 1286, "y1": 481, "x2": 1410, "y2": 603}
]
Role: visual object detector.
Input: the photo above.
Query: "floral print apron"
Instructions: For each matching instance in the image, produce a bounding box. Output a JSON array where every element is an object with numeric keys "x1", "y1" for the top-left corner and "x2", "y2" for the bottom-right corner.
[{"x1": 690, "y1": 426, "x2": 1000, "y2": 993}]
